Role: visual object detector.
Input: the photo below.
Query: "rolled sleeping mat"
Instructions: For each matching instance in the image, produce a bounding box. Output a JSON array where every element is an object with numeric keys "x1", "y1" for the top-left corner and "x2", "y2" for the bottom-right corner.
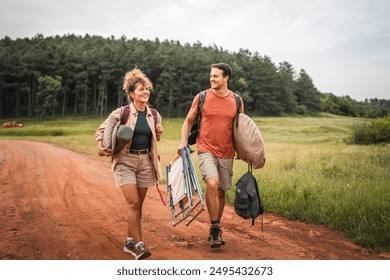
[
  {"x1": 115, "y1": 124, "x2": 134, "y2": 152},
  {"x1": 233, "y1": 113, "x2": 265, "y2": 169},
  {"x1": 103, "y1": 116, "x2": 133, "y2": 153}
]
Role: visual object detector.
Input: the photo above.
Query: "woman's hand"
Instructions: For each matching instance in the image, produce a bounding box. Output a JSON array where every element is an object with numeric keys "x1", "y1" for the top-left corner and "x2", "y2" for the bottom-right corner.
[
  {"x1": 97, "y1": 140, "x2": 113, "y2": 157},
  {"x1": 155, "y1": 123, "x2": 164, "y2": 134},
  {"x1": 155, "y1": 123, "x2": 164, "y2": 141}
]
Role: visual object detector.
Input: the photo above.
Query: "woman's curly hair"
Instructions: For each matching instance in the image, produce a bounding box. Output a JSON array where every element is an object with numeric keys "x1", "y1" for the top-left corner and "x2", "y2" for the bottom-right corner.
[{"x1": 123, "y1": 68, "x2": 153, "y2": 96}]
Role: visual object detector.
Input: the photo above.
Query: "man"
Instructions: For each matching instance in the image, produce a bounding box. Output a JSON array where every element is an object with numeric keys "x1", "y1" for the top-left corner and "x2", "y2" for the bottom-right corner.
[{"x1": 178, "y1": 62, "x2": 244, "y2": 248}]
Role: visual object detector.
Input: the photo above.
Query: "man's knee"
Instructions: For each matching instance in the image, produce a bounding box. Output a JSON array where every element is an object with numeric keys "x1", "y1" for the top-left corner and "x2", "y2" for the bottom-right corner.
[{"x1": 206, "y1": 177, "x2": 219, "y2": 193}]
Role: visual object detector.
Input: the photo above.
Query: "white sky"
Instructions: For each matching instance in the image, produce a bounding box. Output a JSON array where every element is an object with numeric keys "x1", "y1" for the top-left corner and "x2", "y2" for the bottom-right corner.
[{"x1": 1, "y1": 0, "x2": 389, "y2": 101}]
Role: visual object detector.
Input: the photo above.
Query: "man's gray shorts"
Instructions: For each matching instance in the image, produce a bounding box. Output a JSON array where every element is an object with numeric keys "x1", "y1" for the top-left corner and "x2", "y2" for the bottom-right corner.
[{"x1": 198, "y1": 151, "x2": 234, "y2": 191}]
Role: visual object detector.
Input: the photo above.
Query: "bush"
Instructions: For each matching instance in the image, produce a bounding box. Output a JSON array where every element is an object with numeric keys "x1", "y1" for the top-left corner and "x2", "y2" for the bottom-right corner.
[{"x1": 346, "y1": 117, "x2": 390, "y2": 144}]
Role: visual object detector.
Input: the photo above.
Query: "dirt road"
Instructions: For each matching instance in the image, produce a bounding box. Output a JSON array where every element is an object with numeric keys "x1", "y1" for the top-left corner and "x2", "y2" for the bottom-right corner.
[{"x1": 0, "y1": 140, "x2": 388, "y2": 260}]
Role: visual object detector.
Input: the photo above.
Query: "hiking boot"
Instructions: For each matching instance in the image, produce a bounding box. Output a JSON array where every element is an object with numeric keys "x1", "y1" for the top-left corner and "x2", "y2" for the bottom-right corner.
[
  {"x1": 134, "y1": 242, "x2": 152, "y2": 260},
  {"x1": 209, "y1": 225, "x2": 224, "y2": 248},
  {"x1": 208, "y1": 225, "x2": 226, "y2": 245},
  {"x1": 208, "y1": 235, "x2": 225, "y2": 245},
  {"x1": 123, "y1": 240, "x2": 136, "y2": 257}
]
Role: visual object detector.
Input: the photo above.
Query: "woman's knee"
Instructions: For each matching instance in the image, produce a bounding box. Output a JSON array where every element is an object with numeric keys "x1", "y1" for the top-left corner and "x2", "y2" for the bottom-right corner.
[{"x1": 127, "y1": 200, "x2": 141, "y2": 211}]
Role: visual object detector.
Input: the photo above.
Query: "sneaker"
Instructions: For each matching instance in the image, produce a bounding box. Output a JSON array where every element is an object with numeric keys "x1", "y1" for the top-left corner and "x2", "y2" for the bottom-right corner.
[
  {"x1": 208, "y1": 225, "x2": 226, "y2": 245},
  {"x1": 123, "y1": 240, "x2": 136, "y2": 257},
  {"x1": 134, "y1": 242, "x2": 152, "y2": 260},
  {"x1": 209, "y1": 225, "x2": 224, "y2": 248},
  {"x1": 208, "y1": 235, "x2": 225, "y2": 245}
]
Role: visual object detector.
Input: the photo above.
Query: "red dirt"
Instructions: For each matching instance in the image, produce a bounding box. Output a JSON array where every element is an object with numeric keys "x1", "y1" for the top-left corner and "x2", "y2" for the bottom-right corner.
[{"x1": 0, "y1": 139, "x2": 389, "y2": 260}]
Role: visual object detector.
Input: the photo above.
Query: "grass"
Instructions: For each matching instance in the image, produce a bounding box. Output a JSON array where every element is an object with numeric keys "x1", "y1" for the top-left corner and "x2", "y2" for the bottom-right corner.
[{"x1": 1, "y1": 114, "x2": 389, "y2": 252}]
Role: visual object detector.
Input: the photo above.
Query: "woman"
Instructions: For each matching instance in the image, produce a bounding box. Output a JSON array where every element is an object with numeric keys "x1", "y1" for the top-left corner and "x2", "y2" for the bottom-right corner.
[{"x1": 95, "y1": 68, "x2": 163, "y2": 260}]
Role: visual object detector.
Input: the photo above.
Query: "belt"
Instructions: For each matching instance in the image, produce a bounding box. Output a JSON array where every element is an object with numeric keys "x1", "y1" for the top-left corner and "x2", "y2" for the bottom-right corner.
[{"x1": 129, "y1": 149, "x2": 149, "y2": 155}]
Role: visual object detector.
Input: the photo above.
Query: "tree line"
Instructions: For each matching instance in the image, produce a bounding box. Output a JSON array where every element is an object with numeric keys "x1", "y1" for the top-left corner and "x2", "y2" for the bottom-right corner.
[{"x1": 0, "y1": 34, "x2": 389, "y2": 119}]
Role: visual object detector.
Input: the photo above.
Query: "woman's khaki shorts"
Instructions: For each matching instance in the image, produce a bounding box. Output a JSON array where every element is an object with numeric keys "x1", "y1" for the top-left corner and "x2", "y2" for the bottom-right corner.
[
  {"x1": 198, "y1": 151, "x2": 234, "y2": 191},
  {"x1": 114, "y1": 153, "x2": 155, "y2": 188}
]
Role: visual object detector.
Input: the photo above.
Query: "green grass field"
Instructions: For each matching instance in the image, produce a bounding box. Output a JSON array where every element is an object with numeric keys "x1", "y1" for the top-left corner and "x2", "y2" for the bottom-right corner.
[{"x1": 1, "y1": 114, "x2": 389, "y2": 252}]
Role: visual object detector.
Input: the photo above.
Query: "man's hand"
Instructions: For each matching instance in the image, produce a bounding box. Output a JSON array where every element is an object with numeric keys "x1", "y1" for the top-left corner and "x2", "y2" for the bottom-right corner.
[{"x1": 177, "y1": 143, "x2": 186, "y2": 155}]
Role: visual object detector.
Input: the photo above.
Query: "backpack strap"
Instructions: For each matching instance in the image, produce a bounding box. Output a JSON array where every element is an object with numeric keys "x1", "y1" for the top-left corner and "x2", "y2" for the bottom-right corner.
[
  {"x1": 195, "y1": 90, "x2": 241, "y2": 138},
  {"x1": 197, "y1": 90, "x2": 240, "y2": 119},
  {"x1": 197, "y1": 90, "x2": 240, "y2": 116},
  {"x1": 121, "y1": 105, "x2": 131, "y2": 125},
  {"x1": 121, "y1": 105, "x2": 159, "y2": 128},
  {"x1": 233, "y1": 92, "x2": 241, "y2": 128},
  {"x1": 197, "y1": 90, "x2": 207, "y2": 118},
  {"x1": 191, "y1": 90, "x2": 207, "y2": 143},
  {"x1": 150, "y1": 108, "x2": 159, "y2": 126}
]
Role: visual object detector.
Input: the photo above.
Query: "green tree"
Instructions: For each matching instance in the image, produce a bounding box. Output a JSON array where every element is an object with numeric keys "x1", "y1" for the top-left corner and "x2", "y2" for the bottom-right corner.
[
  {"x1": 277, "y1": 62, "x2": 297, "y2": 114},
  {"x1": 35, "y1": 76, "x2": 62, "y2": 117},
  {"x1": 294, "y1": 70, "x2": 321, "y2": 114},
  {"x1": 1, "y1": 34, "x2": 389, "y2": 118}
]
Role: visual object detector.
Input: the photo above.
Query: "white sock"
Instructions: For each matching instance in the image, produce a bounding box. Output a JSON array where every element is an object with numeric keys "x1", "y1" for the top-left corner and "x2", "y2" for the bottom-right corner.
[
  {"x1": 135, "y1": 241, "x2": 144, "y2": 248},
  {"x1": 127, "y1": 237, "x2": 134, "y2": 243}
]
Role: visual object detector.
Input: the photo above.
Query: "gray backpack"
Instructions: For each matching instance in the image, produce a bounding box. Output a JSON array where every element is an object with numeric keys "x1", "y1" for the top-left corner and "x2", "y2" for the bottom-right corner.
[{"x1": 234, "y1": 166, "x2": 264, "y2": 227}]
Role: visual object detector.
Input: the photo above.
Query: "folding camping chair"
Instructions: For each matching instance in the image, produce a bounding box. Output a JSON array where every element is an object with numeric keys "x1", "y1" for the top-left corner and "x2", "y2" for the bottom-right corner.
[{"x1": 166, "y1": 146, "x2": 205, "y2": 226}]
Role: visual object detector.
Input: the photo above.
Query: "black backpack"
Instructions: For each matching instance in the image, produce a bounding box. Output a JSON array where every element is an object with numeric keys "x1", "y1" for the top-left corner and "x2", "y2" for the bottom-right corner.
[
  {"x1": 187, "y1": 90, "x2": 241, "y2": 145},
  {"x1": 234, "y1": 165, "x2": 264, "y2": 227}
]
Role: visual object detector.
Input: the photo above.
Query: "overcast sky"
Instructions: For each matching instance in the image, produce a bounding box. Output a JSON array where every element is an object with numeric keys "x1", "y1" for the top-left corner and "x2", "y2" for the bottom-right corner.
[{"x1": 1, "y1": 0, "x2": 389, "y2": 101}]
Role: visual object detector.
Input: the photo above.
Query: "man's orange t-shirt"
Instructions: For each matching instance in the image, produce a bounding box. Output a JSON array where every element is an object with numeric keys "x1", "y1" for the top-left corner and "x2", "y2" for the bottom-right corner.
[{"x1": 190, "y1": 89, "x2": 243, "y2": 158}]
